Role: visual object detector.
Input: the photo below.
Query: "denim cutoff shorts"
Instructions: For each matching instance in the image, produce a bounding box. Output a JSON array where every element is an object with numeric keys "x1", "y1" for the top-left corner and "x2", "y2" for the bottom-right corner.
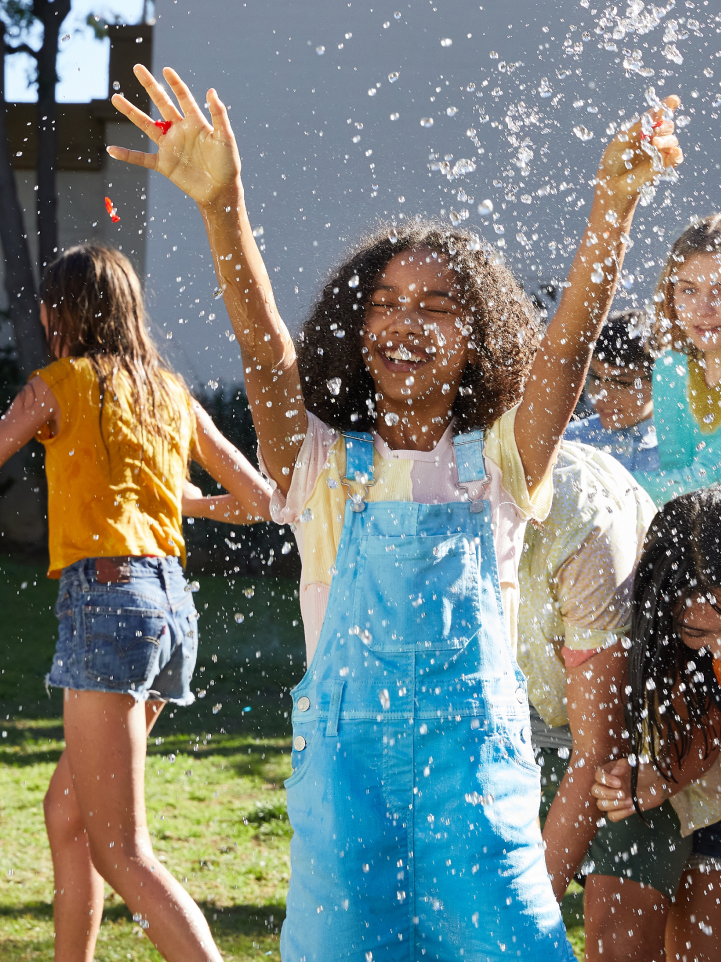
[{"x1": 46, "y1": 557, "x2": 198, "y2": 705}]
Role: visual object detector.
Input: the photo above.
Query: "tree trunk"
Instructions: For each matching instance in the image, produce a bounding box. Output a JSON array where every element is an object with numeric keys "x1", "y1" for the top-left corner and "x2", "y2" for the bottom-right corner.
[
  {"x1": 34, "y1": 0, "x2": 71, "y2": 271},
  {"x1": 0, "y1": 28, "x2": 47, "y2": 379}
]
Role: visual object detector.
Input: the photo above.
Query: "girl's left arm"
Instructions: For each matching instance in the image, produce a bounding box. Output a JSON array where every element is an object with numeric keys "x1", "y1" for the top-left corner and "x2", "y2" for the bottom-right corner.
[
  {"x1": 542, "y1": 641, "x2": 628, "y2": 901},
  {"x1": 189, "y1": 402, "x2": 273, "y2": 523},
  {"x1": 0, "y1": 377, "x2": 57, "y2": 469},
  {"x1": 515, "y1": 96, "x2": 683, "y2": 490}
]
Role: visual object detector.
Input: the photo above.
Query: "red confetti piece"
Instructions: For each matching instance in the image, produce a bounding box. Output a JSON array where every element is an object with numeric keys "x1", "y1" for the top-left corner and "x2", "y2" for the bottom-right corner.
[
  {"x1": 640, "y1": 119, "x2": 663, "y2": 142},
  {"x1": 155, "y1": 119, "x2": 173, "y2": 135},
  {"x1": 104, "y1": 196, "x2": 120, "y2": 223}
]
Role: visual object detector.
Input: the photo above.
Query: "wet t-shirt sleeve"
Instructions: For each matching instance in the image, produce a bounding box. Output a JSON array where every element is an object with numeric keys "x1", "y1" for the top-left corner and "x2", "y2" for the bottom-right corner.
[{"x1": 483, "y1": 404, "x2": 555, "y2": 522}]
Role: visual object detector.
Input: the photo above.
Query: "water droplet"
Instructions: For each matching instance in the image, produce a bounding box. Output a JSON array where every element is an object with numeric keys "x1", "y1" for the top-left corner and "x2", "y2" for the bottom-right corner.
[
  {"x1": 675, "y1": 115, "x2": 691, "y2": 128},
  {"x1": 591, "y1": 268, "x2": 604, "y2": 284},
  {"x1": 489, "y1": 51, "x2": 499, "y2": 59},
  {"x1": 345, "y1": 31, "x2": 352, "y2": 39},
  {"x1": 420, "y1": 117, "x2": 434, "y2": 128},
  {"x1": 477, "y1": 199, "x2": 493, "y2": 217},
  {"x1": 663, "y1": 43, "x2": 683, "y2": 65},
  {"x1": 605, "y1": 209, "x2": 619, "y2": 226},
  {"x1": 113, "y1": 81, "x2": 120, "y2": 91},
  {"x1": 446, "y1": 106, "x2": 458, "y2": 117},
  {"x1": 440, "y1": 38, "x2": 452, "y2": 47},
  {"x1": 243, "y1": 586, "x2": 255, "y2": 598},
  {"x1": 384, "y1": 412, "x2": 400, "y2": 426},
  {"x1": 327, "y1": 377, "x2": 342, "y2": 396},
  {"x1": 61, "y1": 33, "x2": 71, "y2": 42},
  {"x1": 316, "y1": 45, "x2": 325, "y2": 55},
  {"x1": 348, "y1": 274, "x2": 360, "y2": 288},
  {"x1": 390, "y1": 112, "x2": 400, "y2": 120},
  {"x1": 394, "y1": 10, "x2": 401, "y2": 18},
  {"x1": 388, "y1": 227, "x2": 398, "y2": 243},
  {"x1": 556, "y1": 67, "x2": 571, "y2": 79},
  {"x1": 538, "y1": 77, "x2": 553, "y2": 98},
  {"x1": 213, "y1": 287, "x2": 224, "y2": 299},
  {"x1": 383, "y1": 21, "x2": 390, "y2": 28},
  {"x1": 234, "y1": 613, "x2": 245, "y2": 623},
  {"x1": 573, "y1": 125, "x2": 593, "y2": 141},
  {"x1": 388, "y1": 71, "x2": 399, "y2": 83},
  {"x1": 368, "y1": 88, "x2": 377, "y2": 97},
  {"x1": 281, "y1": 542, "x2": 293, "y2": 555}
]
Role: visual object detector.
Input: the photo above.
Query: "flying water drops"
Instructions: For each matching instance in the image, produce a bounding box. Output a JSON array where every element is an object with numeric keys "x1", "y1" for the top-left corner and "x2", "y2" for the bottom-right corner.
[
  {"x1": 446, "y1": 106, "x2": 459, "y2": 117},
  {"x1": 348, "y1": 274, "x2": 360, "y2": 288},
  {"x1": 477, "y1": 200, "x2": 493, "y2": 217},
  {"x1": 316, "y1": 46, "x2": 325, "y2": 55},
  {"x1": 440, "y1": 38, "x2": 453, "y2": 47},
  {"x1": 420, "y1": 117, "x2": 434, "y2": 128},
  {"x1": 573, "y1": 125, "x2": 594, "y2": 142},
  {"x1": 388, "y1": 71, "x2": 399, "y2": 83},
  {"x1": 327, "y1": 377, "x2": 342, "y2": 396}
]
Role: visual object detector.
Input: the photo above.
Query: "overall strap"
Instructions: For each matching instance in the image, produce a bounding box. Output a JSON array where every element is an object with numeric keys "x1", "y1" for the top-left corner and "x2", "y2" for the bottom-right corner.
[
  {"x1": 453, "y1": 429, "x2": 490, "y2": 512},
  {"x1": 341, "y1": 432, "x2": 375, "y2": 512}
]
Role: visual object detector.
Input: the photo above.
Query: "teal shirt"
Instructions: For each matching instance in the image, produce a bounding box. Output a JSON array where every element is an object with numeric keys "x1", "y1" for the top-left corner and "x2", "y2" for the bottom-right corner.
[{"x1": 633, "y1": 351, "x2": 721, "y2": 505}]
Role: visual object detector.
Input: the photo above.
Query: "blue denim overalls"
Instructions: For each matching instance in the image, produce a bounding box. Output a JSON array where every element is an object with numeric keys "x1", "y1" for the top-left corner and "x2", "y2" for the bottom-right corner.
[{"x1": 282, "y1": 431, "x2": 572, "y2": 961}]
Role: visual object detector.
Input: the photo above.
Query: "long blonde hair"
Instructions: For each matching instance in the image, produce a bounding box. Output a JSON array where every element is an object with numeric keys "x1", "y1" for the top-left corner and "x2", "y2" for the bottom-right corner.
[
  {"x1": 40, "y1": 245, "x2": 189, "y2": 447},
  {"x1": 651, "y1": 214, "x2": 721, "y2": 357}
]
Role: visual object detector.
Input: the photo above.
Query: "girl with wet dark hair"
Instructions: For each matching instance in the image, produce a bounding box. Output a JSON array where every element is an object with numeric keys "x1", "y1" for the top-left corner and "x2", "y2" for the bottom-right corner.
[
  {"x1": 593, "y1": 487, "x2": 721, "y2": 961},
  {"x1": 110, "y1": 63, "x2": 683, "y2": 960}
]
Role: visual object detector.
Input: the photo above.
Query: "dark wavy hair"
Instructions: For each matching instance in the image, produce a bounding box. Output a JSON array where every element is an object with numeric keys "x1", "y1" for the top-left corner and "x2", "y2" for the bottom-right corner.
[
  {"x1": 626, "y1": 487, "x2": 721, "y2": 811},
  {"x1": 296, "y1": 220, "x2": 542, "y2": 432}
]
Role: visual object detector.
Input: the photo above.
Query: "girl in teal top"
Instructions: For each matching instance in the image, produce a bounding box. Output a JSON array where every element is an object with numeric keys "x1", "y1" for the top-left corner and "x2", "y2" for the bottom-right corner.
[{"x1": 634, "y1": 215, "x2": 721, "y2": 505}]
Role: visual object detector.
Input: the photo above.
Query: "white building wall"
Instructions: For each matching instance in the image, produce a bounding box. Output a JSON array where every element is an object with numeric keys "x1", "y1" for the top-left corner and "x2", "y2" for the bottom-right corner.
[{"x1": 143, "y1": 0, "x2": 721, "y2": 388}]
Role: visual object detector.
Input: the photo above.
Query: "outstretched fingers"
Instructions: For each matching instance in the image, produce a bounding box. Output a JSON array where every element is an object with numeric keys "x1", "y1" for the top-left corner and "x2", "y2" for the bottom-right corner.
[
  {"x1": 206, "y1": 87, "x2": 234, "y2": 139},
  {"x1": 106, "y1": 145, "x2": 158, "y2": 170},
  {"x1": 163, "y1": 67, "x2": 207, "y2": 125},
  {"x1": 111, "y1": 93, "x2": 163, "y2": 144},
  {"x1": 133, "y1": 64, "x2": 184, "y2": 121}
]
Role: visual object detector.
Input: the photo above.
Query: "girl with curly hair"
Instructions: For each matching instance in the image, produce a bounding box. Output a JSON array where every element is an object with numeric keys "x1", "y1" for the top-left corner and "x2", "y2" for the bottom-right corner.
[
  {"x1": 634, "y1": 215, "x2": 721, "y2": 505},
  {"x1": 592, "y1": 488, "x2": 721, "y2": 961},
  {"x1": 110, "y1": 65, "x2": 681, "y2": 961}
]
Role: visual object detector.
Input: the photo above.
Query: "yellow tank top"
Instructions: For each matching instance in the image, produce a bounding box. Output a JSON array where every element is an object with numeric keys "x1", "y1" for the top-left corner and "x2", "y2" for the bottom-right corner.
[{"x1": 33, "y1": 357, "x2": 194, "y2": 577}]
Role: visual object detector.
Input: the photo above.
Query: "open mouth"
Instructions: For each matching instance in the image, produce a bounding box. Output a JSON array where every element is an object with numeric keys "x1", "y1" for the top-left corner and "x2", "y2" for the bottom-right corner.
[
  {"x1": 377, "y1": 344, "x2": 430, "y2": 372},
  {"x1": 696, "y1": 326, "x2": 721, "y2": 341}
]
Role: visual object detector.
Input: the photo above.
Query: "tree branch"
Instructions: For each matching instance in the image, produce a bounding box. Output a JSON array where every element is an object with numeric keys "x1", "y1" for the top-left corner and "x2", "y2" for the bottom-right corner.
[{"x1": 5, "y1": 42, "x2": 38, "y2": 60}]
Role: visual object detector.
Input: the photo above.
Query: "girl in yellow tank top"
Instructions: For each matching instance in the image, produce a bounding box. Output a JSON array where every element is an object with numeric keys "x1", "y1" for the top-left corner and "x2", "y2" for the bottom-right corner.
[{"x1": 0, "y1": 245, "x2": 271, "y2": 962}]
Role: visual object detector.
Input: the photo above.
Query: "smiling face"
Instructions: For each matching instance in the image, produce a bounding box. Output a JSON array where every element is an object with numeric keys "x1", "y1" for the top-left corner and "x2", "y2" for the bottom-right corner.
[
  {"x1": 362, "y1": 249, "x2": 469, "y2": 417},
  {"x1": 673, "y1": 252, "x2": 721, "y2": 356},
  {"x1": 586, "y1": 357, "x2": 653, "y2": 429},
  {"x1": 677, "y1": 592, "x2": 721, "y2": 661}
]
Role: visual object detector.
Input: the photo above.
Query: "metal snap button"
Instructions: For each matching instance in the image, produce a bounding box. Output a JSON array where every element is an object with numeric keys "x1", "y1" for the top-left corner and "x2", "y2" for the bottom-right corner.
[
  {"x1": 293, "y1": 735, "x2": 307, "y2": 751},
  {"x1": 515, "y1": 688, "x2": 525, "y2": 704},
  {"x1": 297, "y1": 696, "x2": 311, "y2": 712}
]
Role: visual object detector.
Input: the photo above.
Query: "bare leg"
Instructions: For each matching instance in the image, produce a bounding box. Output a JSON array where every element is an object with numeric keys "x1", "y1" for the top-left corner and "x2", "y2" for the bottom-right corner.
[
  {"x1": 56, "y1": 690, "x2": 221, "y2": 962},
  {"x1": 584, "y1": 874, "x2": 669, "y2": 962},
  {"x1": 45, "y1": 750, "x2": 105, "y2": 961},
  {"x1": 46, "y1": 699, "x2": 168, "y2": 961},
  {"x1": 667, "y1": 866, "x2": 721, "y2": 961}
]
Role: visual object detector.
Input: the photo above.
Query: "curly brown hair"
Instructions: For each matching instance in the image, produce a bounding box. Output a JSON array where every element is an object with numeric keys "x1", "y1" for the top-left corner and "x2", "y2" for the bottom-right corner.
[
  {"x1": 650, "y1": 214, "x2": 721, "y2": 357},
  {"x1": 296, "y1": 220, "x2": 542, "y2": 433}
]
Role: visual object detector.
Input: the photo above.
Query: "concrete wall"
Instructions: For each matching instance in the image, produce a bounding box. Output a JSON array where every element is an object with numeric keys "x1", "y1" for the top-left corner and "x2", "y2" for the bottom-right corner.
[{"x1": 144, "y1": 0, "x2": 721, "y2": 388}]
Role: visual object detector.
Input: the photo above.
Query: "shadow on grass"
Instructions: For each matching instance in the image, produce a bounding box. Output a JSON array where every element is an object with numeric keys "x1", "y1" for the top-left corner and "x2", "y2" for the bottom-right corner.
[{"x1": 0, "y1": 896, "x2": 286, "y2": 931}]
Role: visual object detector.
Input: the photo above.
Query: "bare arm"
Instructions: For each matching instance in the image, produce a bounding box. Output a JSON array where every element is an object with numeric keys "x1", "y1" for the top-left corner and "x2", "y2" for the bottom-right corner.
[
  {"x1": 543, "y1": 642, "x2": 628, "y2": 901},
  {"x1": 181, "y1": 480, "x2": 270, "y2": 523},
  {"x1": 108, "y1": 66, "x2": 306, "y2": 496},
  {"x1": 0, "y1": 377, "x2": 57, "y2": 468},
  {"x1": 516, "y1": 96, "x2": 683, "y2": 490},
  {"x1": 189, "y1": 402, "x2": 272, "y2": 522},
  {"x1": 592, "y1": 703, "x2": 721, "y2": 820}
]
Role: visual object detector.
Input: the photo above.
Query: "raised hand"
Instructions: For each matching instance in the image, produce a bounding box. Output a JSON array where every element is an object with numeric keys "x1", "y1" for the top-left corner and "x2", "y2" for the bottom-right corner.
[
  {"x1": 596, "y1": 94, "x2": 683, "y2": 204},
  {"x1": 107, "y1": 65, "x2": 241, "y2": 206}
]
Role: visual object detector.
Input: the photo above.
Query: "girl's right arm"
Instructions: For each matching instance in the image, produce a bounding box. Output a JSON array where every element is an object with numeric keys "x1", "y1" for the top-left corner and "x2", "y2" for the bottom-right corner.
[
  {"x1": 189, "y1": 402, "x2": 273, "y2": 522},
  {"x1": 0, "y1": 378, "x2": 57, "y2": 468},
  {"x1": 108, "y1": 66, "x2": 306, "y2": 496}
]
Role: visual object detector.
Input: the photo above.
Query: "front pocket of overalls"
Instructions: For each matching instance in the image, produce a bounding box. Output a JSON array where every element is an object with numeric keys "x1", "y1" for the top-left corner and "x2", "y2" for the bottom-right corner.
[
  {"x1": 353, "y1": 534, "x2": 481, "y2": 652},
  {"x1": 503, "y1": 719, "x2": 539, "y2": 774},
  {"x1": 83, "y1": 606, "x2": 165, "y2": 688}
]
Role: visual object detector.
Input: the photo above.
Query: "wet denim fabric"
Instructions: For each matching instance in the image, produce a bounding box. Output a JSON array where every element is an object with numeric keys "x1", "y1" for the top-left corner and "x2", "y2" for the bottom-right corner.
[
  {"x1": 281, "y1": 432, "x2": 573, "y2": 962},
  {"x1": 47, "y1": 556, "x2": 198, "y2": 704}
]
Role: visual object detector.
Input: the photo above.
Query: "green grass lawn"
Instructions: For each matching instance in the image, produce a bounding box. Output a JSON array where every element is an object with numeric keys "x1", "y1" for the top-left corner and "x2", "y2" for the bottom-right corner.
[{"x1": 0, "y1": 559, "x2": 585, "y2": 960}]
